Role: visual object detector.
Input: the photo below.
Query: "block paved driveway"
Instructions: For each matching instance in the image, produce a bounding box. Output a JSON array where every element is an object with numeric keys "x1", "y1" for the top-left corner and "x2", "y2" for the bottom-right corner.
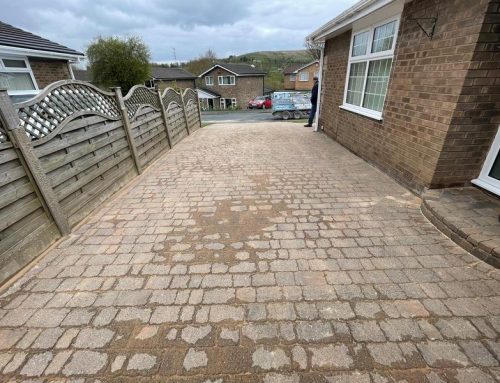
[{"x1": 1, "y1": 122, "x2": 499, "y2": 382}]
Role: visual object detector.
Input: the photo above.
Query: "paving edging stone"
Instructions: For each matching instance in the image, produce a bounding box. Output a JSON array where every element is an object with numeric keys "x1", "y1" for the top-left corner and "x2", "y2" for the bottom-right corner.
[{"x1": 421, "y1": 188, "x2": 500, "y2": 269}]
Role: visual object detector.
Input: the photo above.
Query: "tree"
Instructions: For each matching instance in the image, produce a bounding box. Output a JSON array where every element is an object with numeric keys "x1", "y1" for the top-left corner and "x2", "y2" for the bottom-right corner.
[
  {"x1": 304, "y1": 40, "x2": 322, "y2": 61},
  {"x1": 87, "y1": 36, "x2": 151, "y2": 93},
  {"x1": 184, "y1": 49, "x2": 218, "y2": 76}
]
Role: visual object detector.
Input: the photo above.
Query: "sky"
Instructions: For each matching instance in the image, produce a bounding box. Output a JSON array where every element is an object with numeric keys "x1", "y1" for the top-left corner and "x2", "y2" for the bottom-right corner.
[{"x1": 1, "y1": 0, "x2": 358, "y2": 63}]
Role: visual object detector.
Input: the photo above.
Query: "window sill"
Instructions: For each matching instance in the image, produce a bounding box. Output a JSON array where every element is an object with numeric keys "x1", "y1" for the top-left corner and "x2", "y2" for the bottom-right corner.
[
  {"x1": 339, "y1": 104, "x2": 383, "y2": 121},
  {"x1": 471, "y1": 179, "x2": 500, "y2": 197}
]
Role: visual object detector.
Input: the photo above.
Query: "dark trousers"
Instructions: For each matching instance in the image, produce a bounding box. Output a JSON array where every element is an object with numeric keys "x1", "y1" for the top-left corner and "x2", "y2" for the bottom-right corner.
[{"x1": 308, "y1": 103, "x2": 317, "y2": 126}]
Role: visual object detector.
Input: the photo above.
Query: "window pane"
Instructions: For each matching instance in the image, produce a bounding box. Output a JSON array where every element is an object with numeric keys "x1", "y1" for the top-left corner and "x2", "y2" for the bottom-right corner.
[
  {"x1": 372, "y1": 20, "x2": 397, "y2": 53},
  {"x1": 352, "y1": 31, "x2": 369, "y2": 57},
  {"x1": 362, "y1": 58, "x2": 392, "y2": 112},
  {"x1": 346, "y1": 62, "x2": 366, "y2": 106},
  {"x1": 0, "y1": 72, "x2": 35, "y2": 91},
  {"x1": 3, "y1": 59, "x2": 27, "y2": 68}
]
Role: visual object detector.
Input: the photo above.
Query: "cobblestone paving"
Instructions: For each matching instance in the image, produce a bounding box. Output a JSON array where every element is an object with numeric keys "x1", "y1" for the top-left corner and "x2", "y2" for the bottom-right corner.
[{"x1": 1, "y1": 123, "x2": 499, "y2": 382}]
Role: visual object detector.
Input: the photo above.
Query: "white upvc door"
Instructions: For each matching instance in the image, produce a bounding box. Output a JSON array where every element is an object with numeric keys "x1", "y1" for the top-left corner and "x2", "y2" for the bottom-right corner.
[{"x1": 472, "y1": 126, "x2": 500, "y2": 196}]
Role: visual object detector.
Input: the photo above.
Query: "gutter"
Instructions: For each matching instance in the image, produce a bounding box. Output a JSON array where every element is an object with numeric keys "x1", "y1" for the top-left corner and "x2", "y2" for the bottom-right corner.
[{"x1": 0, "y1": 44, "x2": 85, "y2": 62}]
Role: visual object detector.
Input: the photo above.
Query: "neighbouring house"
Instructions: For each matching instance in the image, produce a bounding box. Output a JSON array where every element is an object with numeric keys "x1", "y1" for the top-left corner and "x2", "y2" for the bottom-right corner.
[
  {"x1": 199, "y1": 63, "x2": 266, "y2": 109},
  {"x1": 0, "y1": 21, "x2": 84, "y2": 102},
  {"x1": 283, "y1": 63, "x2": 303, "y2": 90},
  {"x1": 307, "y1": 0, "x2": 500, "y2": 196},
  {"x1": 283, "y1": 61, "x2": 320, "y2": 91},
  {"x1": 148, "y1": 66, "x2": 197, "y2": 91}
]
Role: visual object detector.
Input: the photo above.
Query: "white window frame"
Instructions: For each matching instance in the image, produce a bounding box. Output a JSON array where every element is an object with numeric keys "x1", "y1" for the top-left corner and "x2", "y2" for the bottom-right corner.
[
  {"x1": 218, "y1": 75, "x2": 235, "y2": 86},
  {"x1": 341, "y1": 15, "x2": 401, "y2": 121},
  {"x1": 0, "y1": 55, "x2": 39, "y2": 96},
  {"x1": 472, "y1": 127, "x2": 500, "y2": 196},
  {"x1": 289, "y1": 74, "x2": 296, "y2": 82},
  {"x1": 205, "y1": 76, "x2": 213, "y2": 86},
  {"x1": 299, "y1": 71, "x2": 309, "y2": 82}
]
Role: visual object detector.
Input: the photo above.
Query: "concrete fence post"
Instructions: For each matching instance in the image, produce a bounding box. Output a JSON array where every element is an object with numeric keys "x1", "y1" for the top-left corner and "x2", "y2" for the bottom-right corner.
[
  {"x1": 157, "y1": 89, "x2": 173, "y2": 149},
  {"x1": 0, "y1": 89, "x2": 70, "y2": 235},
  {"x1": 112, "y1": 87, "x2": 143, "y2": 174}
]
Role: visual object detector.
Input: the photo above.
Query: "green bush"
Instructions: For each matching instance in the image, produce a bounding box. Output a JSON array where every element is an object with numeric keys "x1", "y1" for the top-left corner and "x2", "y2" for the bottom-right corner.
[{"x1": 87, "y1": 36, "x2": 151, "y2": 93}]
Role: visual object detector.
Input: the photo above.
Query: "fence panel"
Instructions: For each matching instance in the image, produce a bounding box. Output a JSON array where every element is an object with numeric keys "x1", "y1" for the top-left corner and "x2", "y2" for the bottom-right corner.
[
  {"x1": 124, "y1": 86, "x2": 169, "y2": 168},
  {"x1": 0, "y1": 133, "x2": 59, "y2": 283},
  {"x1": 183, "y1": 88, "x2": 202, "y2": 132},
  {"x1": 162, "y1": 88, "x2": 188, "y2": 146},
  {"x1": 16, "y1": 81, "x2": 137, "y2": 228}
]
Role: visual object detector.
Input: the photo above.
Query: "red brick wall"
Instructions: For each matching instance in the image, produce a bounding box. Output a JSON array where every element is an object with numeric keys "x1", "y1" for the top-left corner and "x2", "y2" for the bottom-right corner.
[
  {"x1": 29, "y1": 58, "x2": 72, "y2": 89},
  {"x1": 319, "y1": 0, "x2": 494, "y2": 193},
  {"x1": 295, "y1": 62, "x2": 320, "y2": 91},
  {"x1": 284, "y1": 74, "x2": 296, "y2": 90}
]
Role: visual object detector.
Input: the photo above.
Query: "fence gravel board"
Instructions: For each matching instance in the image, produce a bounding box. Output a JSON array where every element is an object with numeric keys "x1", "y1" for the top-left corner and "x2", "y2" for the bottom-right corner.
[{"x1": 0, "y1": 81, "x2": 202, "y2": 285}]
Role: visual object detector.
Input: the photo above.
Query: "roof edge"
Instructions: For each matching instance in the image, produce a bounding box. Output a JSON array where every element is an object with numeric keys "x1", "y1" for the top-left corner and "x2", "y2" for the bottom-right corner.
[
  {"x1": 198, "y1": 63, "x2": 266, "y2": 78},
  {"x1": 0, "y1": 44, "x2": 85, "y2": 61},
  {"x1": 306, "y1": 0, "x2": 396, "y2": 42}
]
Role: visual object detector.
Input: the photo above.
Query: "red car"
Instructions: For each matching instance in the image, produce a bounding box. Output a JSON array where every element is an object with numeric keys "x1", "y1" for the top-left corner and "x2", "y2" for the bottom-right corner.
[{"x1": 248, "y1": 96, "x2": 272, "y2": 109}]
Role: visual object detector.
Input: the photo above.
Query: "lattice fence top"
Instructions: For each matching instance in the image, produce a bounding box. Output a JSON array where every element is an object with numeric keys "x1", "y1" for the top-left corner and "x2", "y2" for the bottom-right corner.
[
  {"x1": 123, "y1": 85, "x2": 161, "y2": 119},
  {"x1": 182, "y1": 88, "x2": 198, "y2": 105},
  {"x1": 161, "y1": 88, "x2": 183, "y2": 108},
  {"x1": 14, "y1": 80, "x2": 120, "y2": 141}
]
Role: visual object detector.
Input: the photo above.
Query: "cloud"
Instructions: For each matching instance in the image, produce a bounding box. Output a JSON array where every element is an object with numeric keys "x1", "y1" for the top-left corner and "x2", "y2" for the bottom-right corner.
[{"x1": 1, "y1": 0, "x2": 358, "y2": 61}]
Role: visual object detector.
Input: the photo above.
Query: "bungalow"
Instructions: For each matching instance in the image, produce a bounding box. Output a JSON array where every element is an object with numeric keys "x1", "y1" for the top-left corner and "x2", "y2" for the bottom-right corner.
[
  {"x1": 0, "y1": 21, "x2": 84, "y2": 102},
  {"x1": 307, "y1": 0, "x2": 499, "y2": 196},
  {"x1": 149, "y1": 66, "x2": 197, "y2": 91},
  {"x1": 199, "y1": 63, "x2": 266, "y2": 109},
  {"x1": 284, "y1": 61, "x2": 320, "y2": 91}
]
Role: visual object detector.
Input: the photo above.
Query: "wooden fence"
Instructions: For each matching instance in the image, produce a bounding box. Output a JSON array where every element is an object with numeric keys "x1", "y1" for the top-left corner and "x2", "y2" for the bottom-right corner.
[{"x1": 0, "y1": 80, "x2": 202, "y2": 284}]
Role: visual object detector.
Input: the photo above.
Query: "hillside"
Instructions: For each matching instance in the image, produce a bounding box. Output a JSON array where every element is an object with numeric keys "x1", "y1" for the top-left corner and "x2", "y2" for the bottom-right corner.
[
  {"x1": 226, "y1": 50, "x2": 312, "y2": 69},
  {"x1": 223, "y1": 50, "x2": 314, "y2": 91}
]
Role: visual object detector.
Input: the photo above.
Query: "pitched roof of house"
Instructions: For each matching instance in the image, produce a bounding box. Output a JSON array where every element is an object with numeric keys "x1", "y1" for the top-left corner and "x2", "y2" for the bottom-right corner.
[
  {"x1": 151, "y1": 66, "x2": 196, "y2": 80},
  {"x1": 283, "y1": 63, "x2": 304, "y2": 75},
  {"x1": 284, "y1": 61, "x2": 319, "y2": 75},
  {"x1": 199, "y1": 63, "x2": 266, "y2": 77},
  {"x1": 197, "y1": 87, "x2": 221, "y2": 98},
  {"x1": 0, "y1": 21, "x2": 84, "y2": 57}
]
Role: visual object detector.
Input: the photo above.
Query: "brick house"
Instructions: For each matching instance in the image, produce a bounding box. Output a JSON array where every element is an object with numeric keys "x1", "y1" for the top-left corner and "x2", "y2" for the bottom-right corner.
[
  {"x1": 307, "y1": 0, "x2": 500, "y2": 196},
  {"x1": 0, "y1": 21, "x2": 84, "y2": 102},
  {"x1": 284, "y1": 61, "x2": 320, "y2": 91},
  {"x1": 199, "y1": 63, "x2": 265, "y2": 109},
  {"x1": 149, "y1": 66, "x2": 197, "y2": 91}
]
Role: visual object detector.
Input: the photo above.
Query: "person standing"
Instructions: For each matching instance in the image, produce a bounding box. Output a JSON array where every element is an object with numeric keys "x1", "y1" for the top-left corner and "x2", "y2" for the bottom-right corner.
[{"x1": 304, "y1": 76, "x2": 319, "y2": 128}]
